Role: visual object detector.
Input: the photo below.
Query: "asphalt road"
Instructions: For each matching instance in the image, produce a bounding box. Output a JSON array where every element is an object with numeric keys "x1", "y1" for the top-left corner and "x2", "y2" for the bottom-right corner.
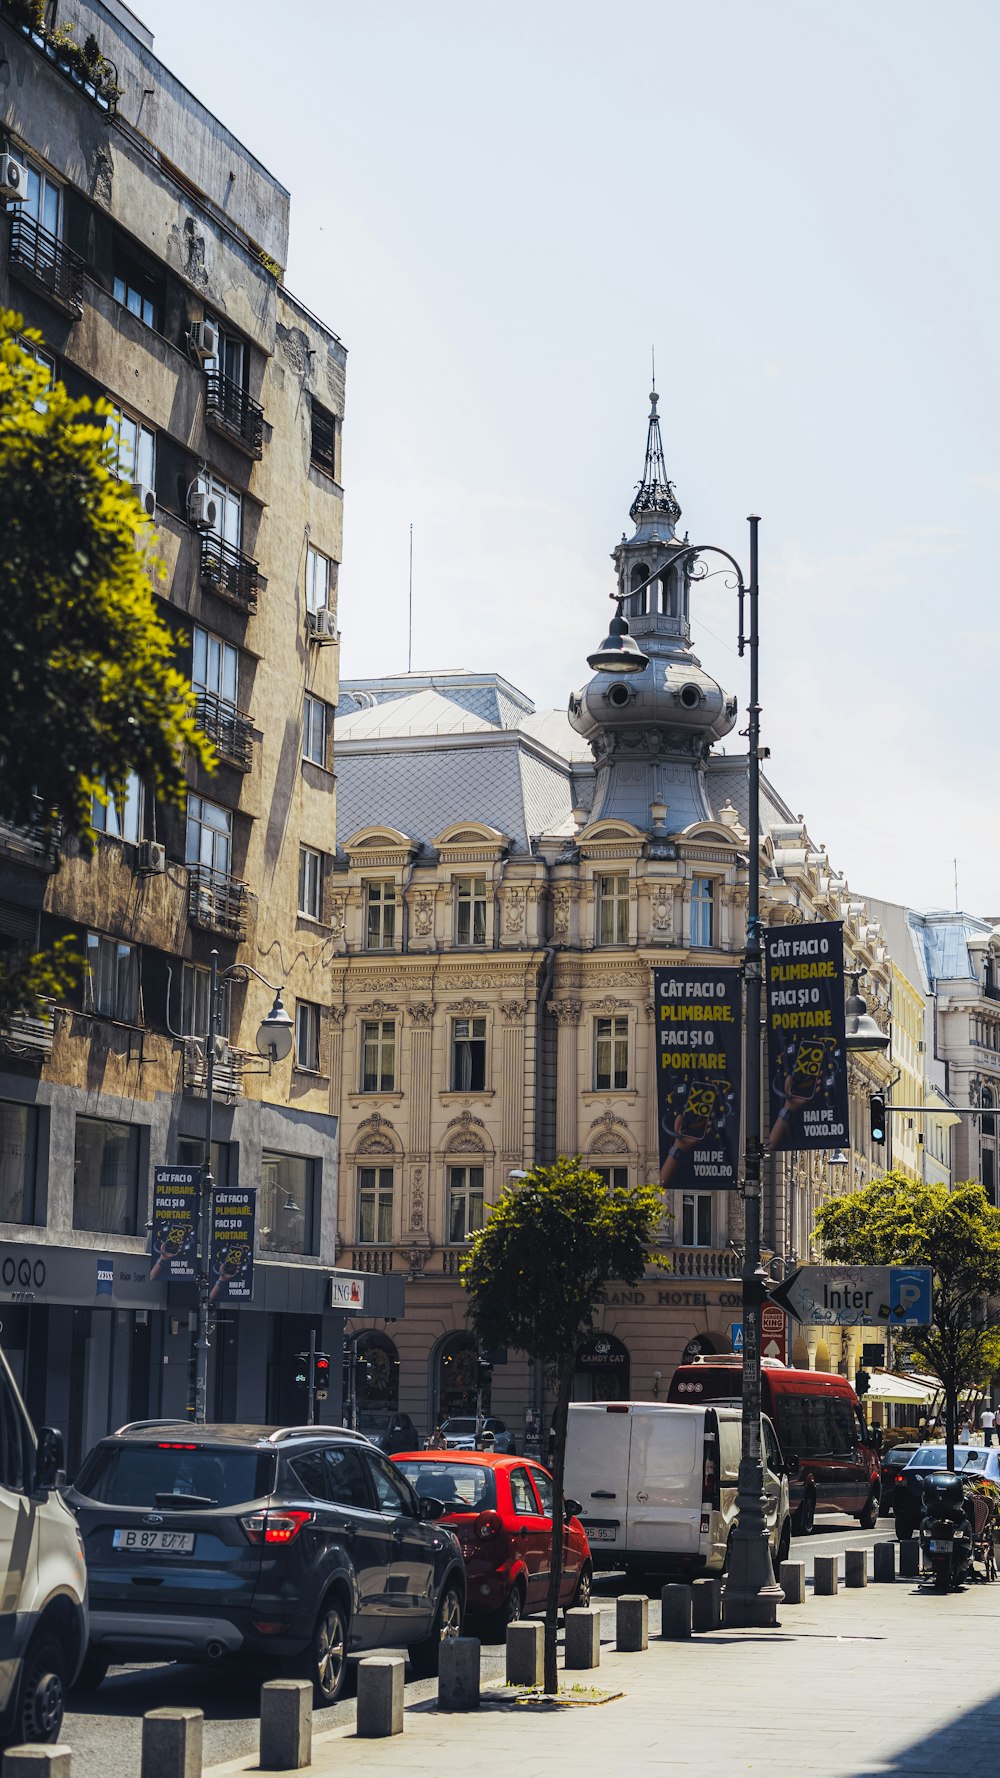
[{"x1": 63, "y1": 1515, "x2": 886, "y2": 1778}]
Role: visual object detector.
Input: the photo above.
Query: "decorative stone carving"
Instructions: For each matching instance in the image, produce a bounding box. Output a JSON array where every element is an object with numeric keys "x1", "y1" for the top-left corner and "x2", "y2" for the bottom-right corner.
[
  {"x1": 552, "y1": 886, "x2": 573, "y2": 937},
  {"x1": 549, "y1": 1000, "x2": 583, "y2": 1025},
  {"x1": 329, "y1": 894, "x2": 347, "y2": 939},
  {"x1": 406, "y1": 1247, "x2": 428, "y2": 1278},
  {"x1": 444, "y1": 1107, "x2": 488, "y2": 1154},
  {"x1": 358, "y1": 1111, "x2": 394, "y2": 1131},
  {"x1": 413, "y1": 891, "x2": 434, "y2": 936},
  {"x1": 590, "y1": 1132, "x2": 629, "y2": 1154},
  {"x1": 503, "y1": 887, "x2": 526, "y2": 933},
  {"x1": 410, "y1": 1165, "x2": 425, "y2": 1229},
  {"x1": 650, "y1": 885, "x2": 673, "y2": 933},
  {"x1": 358, "y1": 998, "x2": 396, "y2": 1018},
  {"x1": 446, "y1": 1108, "x2": 486, "y2": 1131},
  {"x1": 591, "y1": 995, "x2": 628, "y2": 1015},
  {"x1": 356, "y1": 1131, "x2": 395, "y2": 1155},
  {"x1": 447, "y1": 998, "x2": 489, "y2": 1016},
  {"x1": 642, "y1": 1000, "x2": 656, "y2": 1022},
  {"x1": 329, "y1": 1005, "x2": 347, "y2": 1026},
  {"x1": 498, "y1": 1001, "x2": 528, "y2": 1022},
  {"x1": 590, "y1": 1109, "x2": 628, "y2": 1130},
  {"x1": 408, "y1": 1002, "x2": 435, "y2": 1024}
]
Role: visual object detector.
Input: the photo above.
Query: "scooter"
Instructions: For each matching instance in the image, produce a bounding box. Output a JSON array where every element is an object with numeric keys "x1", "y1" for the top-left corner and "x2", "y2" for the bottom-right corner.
[{"x1": 919, "y1": 1471, "x2": 973, "y2": 1591}]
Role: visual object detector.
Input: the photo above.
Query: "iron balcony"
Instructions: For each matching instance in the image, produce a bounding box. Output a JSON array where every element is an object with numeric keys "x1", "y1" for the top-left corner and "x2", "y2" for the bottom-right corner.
[
  {"x1": 199, "y1": 534, "x2": 260, "y2": 615},
  {"x1": 7, "y1": 211, "x2": 84, "y2": 315},
  {"x1": 205, "y1": 369, "x2": 265, "y2": 459}
]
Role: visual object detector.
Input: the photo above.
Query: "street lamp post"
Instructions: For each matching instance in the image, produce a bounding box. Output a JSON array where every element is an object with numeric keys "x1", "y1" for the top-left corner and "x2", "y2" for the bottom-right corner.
[{"x1": 192, "y1": 950, "x2": 294, "y2": 1425}]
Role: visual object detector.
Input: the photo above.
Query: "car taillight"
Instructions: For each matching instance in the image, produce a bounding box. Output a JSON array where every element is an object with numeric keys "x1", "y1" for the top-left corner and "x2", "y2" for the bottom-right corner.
[
  {"x1": 241, "y1": 1509, "x2": 313, "y2": 1545},
  {"x1": 475, "y1": 1510, "x2": 503, "y2": 1540}
]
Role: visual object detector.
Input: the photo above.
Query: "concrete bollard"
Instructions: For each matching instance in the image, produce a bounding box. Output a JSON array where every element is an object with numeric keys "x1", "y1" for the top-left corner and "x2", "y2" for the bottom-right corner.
[
  {"x1": 691, "y1": 1577, "x2": 722, "y2": 1633},
  {"x1": 260, "y1": 1680, "x2": 312, "y2": 1770},
  {"x1": 356, "y1": 1656, "x2": 404, "y2": 1738},
  {"x1": 874, "y1": 1541, "x2": 897, "y2": 1583},
  {"x1": 898, "y1": 1539, "x2": 921, "y2": 1578},
  {"x1": 845, "y1": 1549, "x2": 868, "y2": 1589},
  {"x1": 4, "y1": 1751, "x2": 73, "y2": 1778},
  {"x1": 660, "y1": 1583, "x2": 692, "y2": 1639},
  {"x1": 506, "y1": 1620, "x2": 544, "y2": 1688},
  {"x1": 438, "y1": 1637, "x2": 481, "y2": 1711},
  {"x1": 616, "y1": 1594, "x2": 649, "y2": 1652},
  {"x1": 564, "y1": 1607, "x2": 601, "y2": 1670},
  {"x1": 814, "y1": 1554, "x2": 839, "y2": 1595},
  {"x1": 780, "y1": 1560, "x2": 806, "y2": 1604},
  {"x1": 141, "y1": 1709, "x2": 204, "y2": 1778}
]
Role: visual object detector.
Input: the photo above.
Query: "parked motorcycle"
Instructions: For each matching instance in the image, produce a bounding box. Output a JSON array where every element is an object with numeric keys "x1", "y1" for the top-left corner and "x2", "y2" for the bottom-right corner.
[{"x1": 920, "y1": 1471, "x2": 973, "y2": 1591}]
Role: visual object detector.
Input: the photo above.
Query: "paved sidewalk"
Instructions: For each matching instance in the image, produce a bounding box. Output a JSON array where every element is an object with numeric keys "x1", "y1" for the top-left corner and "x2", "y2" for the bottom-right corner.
[{"x1": 209, "y1": 1574, "x2": 1000, "y2": 1778}]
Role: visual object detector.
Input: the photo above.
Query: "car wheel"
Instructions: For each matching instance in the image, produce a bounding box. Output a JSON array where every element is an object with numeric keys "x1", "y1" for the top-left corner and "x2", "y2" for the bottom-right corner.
[
  {"x1": 858, "y1": 1489, "x2": 880, "y2": 1530},
  {"x1": 482, "y1": 1579, "x2": 526, "y2": 1643},
  {"x1": 410, "y1": 1581, "x2": 464, "y2": 1678},
  {"x1": 776, "y1": 1519, "x2": 791, "y2": 1568},
  {"x1": 71, "y1": 1649, "x2": 110, "y2": 1694},
  {"x1": 792, "y1": 1491, "x2": 816, "y2": 1537},
  {"x1": 293, "y1": 1599, "x2": 349, "y2": 1706},
  {"x1": 570, "y1": 1563, "x2": 593, "y2": 1610},
  {"x1": 16, "y1": 1634, "x2": 66, "y2": 1744}
]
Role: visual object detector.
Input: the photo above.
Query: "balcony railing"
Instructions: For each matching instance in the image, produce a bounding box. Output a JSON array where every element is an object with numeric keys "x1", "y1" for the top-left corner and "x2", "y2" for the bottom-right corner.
[
  {"x1": 0, "y1": 1006, "x2": 55, "y2": 1061},
  {"x1": 199, "y1": 535, "x2": 260, "y2": 614},
  {"x1": 349, "y1": 1248, "x2": 395, "y2": 1274},
  {"x1": 8, "y1": 212, "x2": 84, "y2": 314},
  {"x1": 0, "y1": 814, "x2": 60, "y2": 869},
  {"x1": 205, "y1": 369, "x2": 264, "y2": 458},
  {"x1": 187, "y1": 864, "x2": 248, "y2": 940},
  {"x1": 668, "y1": 1247, "x2": 743, "y2": 1279},
  {"x1": 181, "y1": 1036, "x2": 246, "y2": 1101},
  {"x1": 195, "y1": 690, "x2": 254, "y2": 772}
]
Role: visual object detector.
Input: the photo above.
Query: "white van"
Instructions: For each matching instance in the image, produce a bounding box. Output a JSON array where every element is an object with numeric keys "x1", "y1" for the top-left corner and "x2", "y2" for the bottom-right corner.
[
  {"x1": 0, "y1": 1348, "x2": 87, "y2": 1745},
  {"x1": 565, "y1": 1401, "x2": 791, "y2": 1580}
]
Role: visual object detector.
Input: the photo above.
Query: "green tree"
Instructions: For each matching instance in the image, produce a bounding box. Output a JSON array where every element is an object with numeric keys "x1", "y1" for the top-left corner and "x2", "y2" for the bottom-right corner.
[
  {"x1": 0, "y1": 314, "x2": 212, "y2": 1018},
  {"x1": 815, "y1": 1170, "x2": 1000, "y2": 1465},
  {"x1": 462, "y1": 1159, "x2": 664, "y2": 1692}
]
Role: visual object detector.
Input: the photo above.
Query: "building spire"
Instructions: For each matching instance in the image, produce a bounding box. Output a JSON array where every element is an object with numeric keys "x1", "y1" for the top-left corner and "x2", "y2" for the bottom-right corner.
[{"x1": 630, "y1": 381, "x2": 681, "y2": 525}]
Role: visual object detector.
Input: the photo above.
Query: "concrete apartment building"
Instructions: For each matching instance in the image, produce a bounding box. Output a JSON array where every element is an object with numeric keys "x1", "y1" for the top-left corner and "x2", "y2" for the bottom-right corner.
[
  {"x1": 327, "y1": 394, "x2": 896, "y2": 1439},
  {"x1": 0, "y1": 0, "x2": 347, "y2": 1462}
]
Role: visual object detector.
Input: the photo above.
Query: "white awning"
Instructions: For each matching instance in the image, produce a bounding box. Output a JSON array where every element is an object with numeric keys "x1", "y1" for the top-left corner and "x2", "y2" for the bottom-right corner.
[{"x1": 863, "y1": 1371, "x2": 939, "y2": 1404}]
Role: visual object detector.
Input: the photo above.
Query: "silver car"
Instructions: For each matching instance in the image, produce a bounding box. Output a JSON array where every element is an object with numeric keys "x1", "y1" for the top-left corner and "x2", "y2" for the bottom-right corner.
[{"x1": 437, "y1": 1416, "x2": 516, "y2": 1454}]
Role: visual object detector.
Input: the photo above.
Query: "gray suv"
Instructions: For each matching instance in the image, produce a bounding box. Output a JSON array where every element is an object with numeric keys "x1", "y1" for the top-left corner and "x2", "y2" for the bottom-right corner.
[{"x1": 67, "y1": 1422, "x2": 466, "y2": 1703}]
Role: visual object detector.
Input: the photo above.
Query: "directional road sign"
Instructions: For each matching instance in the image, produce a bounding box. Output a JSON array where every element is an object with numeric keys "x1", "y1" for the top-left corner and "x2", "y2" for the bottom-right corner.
[{"x1": 767, "y1": 1264, "x2": 933, "y2": 1327}]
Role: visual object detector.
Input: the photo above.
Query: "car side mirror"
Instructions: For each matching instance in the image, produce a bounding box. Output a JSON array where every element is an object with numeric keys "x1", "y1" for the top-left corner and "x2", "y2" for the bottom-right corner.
[
  {"x1": 784, "y1": 1452, "x2": 800, "y2": 1479},
  {"x1": 564, "y1": 1498, "x2": 582, "y2": 1520},
  {"x1": 35, "y1": 1426, "x2": 64, "y2": 1493},
  {"x1": 419, "y1": 1495, "x2": 446, "y2": 1521}
]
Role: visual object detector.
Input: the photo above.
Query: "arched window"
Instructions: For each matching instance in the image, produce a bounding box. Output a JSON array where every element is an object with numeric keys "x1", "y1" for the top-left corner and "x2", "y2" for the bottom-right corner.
[
  {"x1": 435, "y1": 1333, "x2": 480, "y2": 1420},
  {"x1": 573, "y1": 1333, "x2": 630, "y2": 1403},
  {"x1": 355, "y1": 1331, "x2": 400, "y2": 1412},
  {"x1": 630, "y1": 561, "x2": 651, "y2": 615}
]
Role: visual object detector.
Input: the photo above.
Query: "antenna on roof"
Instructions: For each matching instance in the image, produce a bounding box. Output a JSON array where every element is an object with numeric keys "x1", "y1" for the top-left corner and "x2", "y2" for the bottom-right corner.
[
  {"x1": 954, "y1": 856, "x2": 959, "y2": 912},
  {"x1": 651, "y1": 344, "x2": 656, "y2": 390},
  {"x1": 407, "y1": 522, "x2": 414, "y2": 673}
]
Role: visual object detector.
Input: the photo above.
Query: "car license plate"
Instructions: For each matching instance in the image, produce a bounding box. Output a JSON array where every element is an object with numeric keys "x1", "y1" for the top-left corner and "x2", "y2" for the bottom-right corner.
[
  {"x1": 585, "y1": 1525, "x2": 619, "y2": 1542},
  {"x1": 112, "y1": 1528, "x2": 195, "y2": 1553},
  {"x1": 928, "y1": 1539, "x2": 953, "y2": 1553}
]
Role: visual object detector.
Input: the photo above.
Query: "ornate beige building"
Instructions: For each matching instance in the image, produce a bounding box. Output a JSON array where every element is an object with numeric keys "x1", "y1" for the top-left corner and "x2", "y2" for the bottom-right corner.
[{"x1": 328, "y1": 397, "x2": 902, "y2": 1439}]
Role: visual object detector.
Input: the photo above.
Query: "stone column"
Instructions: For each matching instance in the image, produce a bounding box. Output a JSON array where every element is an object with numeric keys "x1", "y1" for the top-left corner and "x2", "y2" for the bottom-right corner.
[
  {"x1": 550, "y1": 1001, "x2": 583, "y2": 1156},
  {"x1": 406, "y1": 1004, "x2": 434, "y2": 1233},
  {"x1": 327, "y1": 1004, "x2": 346, "y2": 1110},
  {"x1": 498, "y1": 1001, "x2": 528, "y2": 1162}
]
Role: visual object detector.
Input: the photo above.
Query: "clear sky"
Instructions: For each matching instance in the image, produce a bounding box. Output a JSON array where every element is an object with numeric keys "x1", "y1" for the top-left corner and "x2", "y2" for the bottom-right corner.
[{"x1": 142, "y1": 0, "x2": 1000, "y2": 919}]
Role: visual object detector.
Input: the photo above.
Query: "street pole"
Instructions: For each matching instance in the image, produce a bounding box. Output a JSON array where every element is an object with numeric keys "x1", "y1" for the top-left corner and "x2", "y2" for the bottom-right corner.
[
  {"x1": 307, "y1": 1326, "x2": 316, "y2": 1427},
  {"x1": 723, "y1": 514, "x2": 784, "y2": 1627},
  {"x1": 193, "y1": 948, "x2": 218, "y2": 1426}
]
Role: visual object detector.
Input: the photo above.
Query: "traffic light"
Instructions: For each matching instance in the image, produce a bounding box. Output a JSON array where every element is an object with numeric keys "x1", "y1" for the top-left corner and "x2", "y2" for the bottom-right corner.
[
  {"x1": 855, "y1": 1368, "x2": 871, "y2": 1398},
  {"x1": 292, "y1": 1352, "x2": 309, "y2": 1390},
  {"x1": 869, "y1": 1092, "x2": 887, "y2": 1145},
  {"x1": 313, "y1": 1351, "x2": 331, "y2": 1400},
  {"x1": 476, "y1": 1347, "x2": 494, "y2": 1390}
]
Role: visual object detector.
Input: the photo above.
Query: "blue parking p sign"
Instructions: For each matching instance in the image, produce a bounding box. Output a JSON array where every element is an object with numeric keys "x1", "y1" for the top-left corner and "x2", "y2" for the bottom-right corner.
[
  {"x1": 730, "y1": 1323, "x2": 744, "y2": 1354},
  {"x1": 889, "y1": 1266, "x2": 933, "y2": 1326}
]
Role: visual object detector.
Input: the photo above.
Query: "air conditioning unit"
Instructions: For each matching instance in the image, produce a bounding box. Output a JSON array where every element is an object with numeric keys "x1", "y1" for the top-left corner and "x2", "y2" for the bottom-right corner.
[
  {"x1": 134, "y1": 483, "x2": 157, "y2": 520},
  {"x1": 211, "y1": 1035, "x2": 231, "y2": 1065},
  {"x1": 136, "y1": 839, "x2": 166, "y2": 874},
  {"x1": 188, "y1": 486, "x2": 219, "y2": 531},
  {"x1": 190, "y1": 319, "x2": 220, "y2": 361},
  {"x1": 183, "y1": 1036, "x2": 206, "y2": 1067},
  {"x1": 309, "y1": 607, "x2": 339, "y2": 641},
  {"x1": 0, "y1": 155, "x2": 29, "y2": 202}
]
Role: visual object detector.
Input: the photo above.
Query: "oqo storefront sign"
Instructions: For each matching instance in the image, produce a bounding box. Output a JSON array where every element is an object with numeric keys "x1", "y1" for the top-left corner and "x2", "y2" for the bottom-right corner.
[{"x1": 1, "y1": 1255, "x2": 46, "y2": 1292}]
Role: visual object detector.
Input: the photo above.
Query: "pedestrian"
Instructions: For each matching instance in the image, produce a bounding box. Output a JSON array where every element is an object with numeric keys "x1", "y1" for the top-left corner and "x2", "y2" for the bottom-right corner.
[
  {"x1": 981, "y1": 1404, "x2": 995, "y2": 1447},
  {"x1": 959, "y1": 1418, "x2": 972, "y2": 1446}
]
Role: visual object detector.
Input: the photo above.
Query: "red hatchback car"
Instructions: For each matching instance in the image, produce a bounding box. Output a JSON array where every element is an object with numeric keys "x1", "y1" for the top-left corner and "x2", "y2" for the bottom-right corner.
[{"x1": 394, "y1": 1451, "x2": 592, "y2": 1639}]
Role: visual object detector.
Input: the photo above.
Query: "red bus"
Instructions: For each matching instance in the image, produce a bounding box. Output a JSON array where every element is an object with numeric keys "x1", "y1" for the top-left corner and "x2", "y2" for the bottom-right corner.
[{"x1": 668, "y1": 1357, "x2": 881, "y2": 1532}]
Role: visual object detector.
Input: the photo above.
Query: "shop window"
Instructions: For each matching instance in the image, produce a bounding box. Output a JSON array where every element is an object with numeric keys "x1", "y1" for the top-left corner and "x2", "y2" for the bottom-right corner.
[
  {"x1": 0, "y1": 1102, "x2": 39, "y2": 1224},
  {"x1": 73, "y1": 1116, "x2": 140, "y2": 1235},
  {"x1": 436, "y1": 1334, "x2": 480, "y2": 1418},
  {"x1": 259, "y1": 1151, "x2": 316, "y2": 1255}
]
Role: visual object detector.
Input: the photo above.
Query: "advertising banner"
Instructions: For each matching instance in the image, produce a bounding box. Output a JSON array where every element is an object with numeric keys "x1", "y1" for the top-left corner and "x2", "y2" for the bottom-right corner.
[
  {"x1": 764, "y1": 920, "x2": 849, "y2": 1153},
  {"x1": 149, "y1": 1166, "x2": 201, "y2": 1281},
  {"x1": 653, "y1": 966, "x2": 743, "y2": 1189},
  {"x1": 209, "y1": 1187, "x2": 256, "y2": 1304}
]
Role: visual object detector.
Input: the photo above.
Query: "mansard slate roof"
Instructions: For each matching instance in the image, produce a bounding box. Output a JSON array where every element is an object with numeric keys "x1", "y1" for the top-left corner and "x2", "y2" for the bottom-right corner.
[{"x1": 335, "y1": 672, "x2": 593, "y2": 856}]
